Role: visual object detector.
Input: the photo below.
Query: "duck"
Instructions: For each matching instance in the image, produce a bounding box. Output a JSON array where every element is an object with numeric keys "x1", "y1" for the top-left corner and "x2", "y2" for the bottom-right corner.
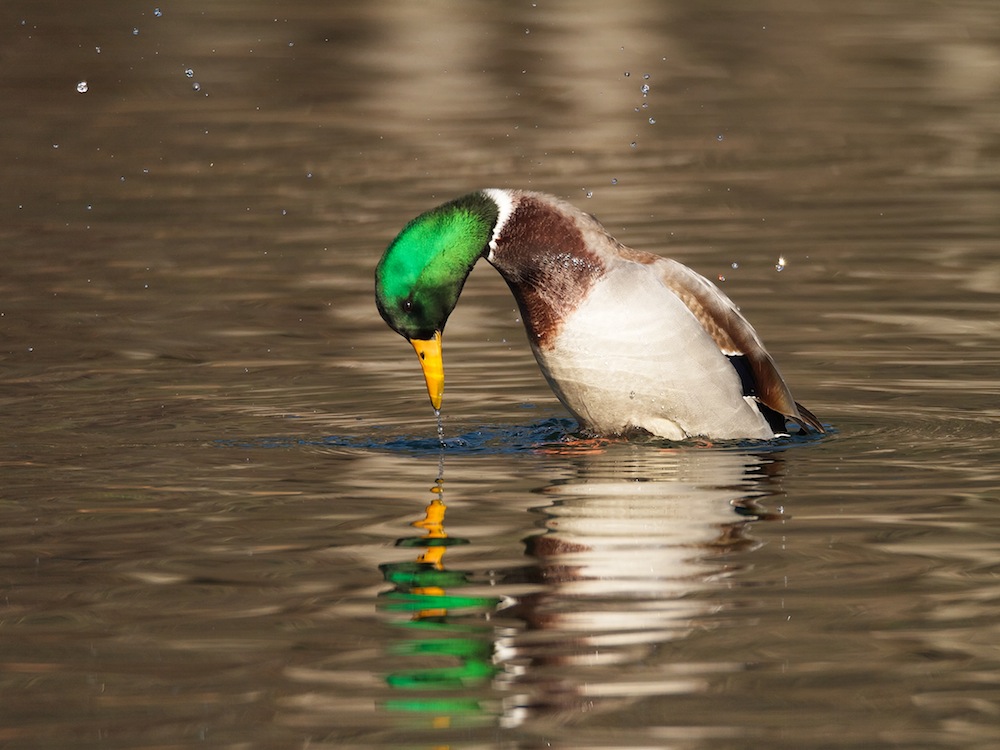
[{"x1": 375, "y1": 189, "x2": 823, "y2": 440}]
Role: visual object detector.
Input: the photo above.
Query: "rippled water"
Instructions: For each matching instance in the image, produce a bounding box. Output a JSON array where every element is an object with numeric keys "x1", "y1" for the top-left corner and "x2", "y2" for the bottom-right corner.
[{"x1": 3, "y1": 1, "x2": 1000, "y2": 748}]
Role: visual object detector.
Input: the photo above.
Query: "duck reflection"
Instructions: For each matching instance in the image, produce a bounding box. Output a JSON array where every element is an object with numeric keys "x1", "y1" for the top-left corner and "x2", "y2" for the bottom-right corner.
[
  {"x1": 377, "y1": 444, "x2": 786, "y2": 733},
  {"x1": 495, "y1": 446, "x2": 782, "y2": 727},
  {"x1": 378, "y1": 475, "x2": 501, "y2": 725}
]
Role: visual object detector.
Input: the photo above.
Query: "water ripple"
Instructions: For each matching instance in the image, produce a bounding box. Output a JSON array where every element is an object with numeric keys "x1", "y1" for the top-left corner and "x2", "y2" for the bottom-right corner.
[{"x1": 217, "y1": 417, "x2": 830, "y2": 457}]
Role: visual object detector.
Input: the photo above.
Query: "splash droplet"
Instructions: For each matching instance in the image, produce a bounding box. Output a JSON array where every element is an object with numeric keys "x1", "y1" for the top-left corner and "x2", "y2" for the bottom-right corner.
[
  {"x1": 132, "y1": 27, "x2": 139, "y2": 36},
  {"x1": 434, "y1": 408, "x2": 445, "y2": 447},
  {"x1": 76, "y1": 81, "x2": 88, "y2": 93},
  {"x1": 184, "y1": 68, "x2": 194, "y2": 78},
  {"x1": 640, "y1": 83, "x2": 650, "y2": 95},
  {"x1": 648, "y1": 117, "x2": 656, "y2": 124},
  {"x1": 192, "y1": 82, "x2": 201, "y2": 91},
  {"x1": 775, "y1": 255, "x2": 787, "y2": 272}
]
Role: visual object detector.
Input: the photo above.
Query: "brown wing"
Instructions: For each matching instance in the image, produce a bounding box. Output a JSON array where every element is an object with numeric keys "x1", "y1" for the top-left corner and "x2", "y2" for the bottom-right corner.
[
  {"x1": 652, "y1": 256, "x2": 824, "y2": 433},
  {"x1": 567, "y1": 206, "x2": 823, "y2": 434}
]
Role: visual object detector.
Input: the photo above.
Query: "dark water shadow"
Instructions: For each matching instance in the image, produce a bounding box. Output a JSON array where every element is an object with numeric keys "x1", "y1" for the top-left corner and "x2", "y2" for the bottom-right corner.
[{"x1": 219, "y1": 416, "x2": 830, "y2": 457}]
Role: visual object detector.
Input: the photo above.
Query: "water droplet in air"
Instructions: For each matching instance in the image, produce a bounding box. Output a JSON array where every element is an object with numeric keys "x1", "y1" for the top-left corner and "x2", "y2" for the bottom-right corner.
[
  {"x1": 731, "y1": 262, "x2": 739, "y2": 269},
  {"x1": 643, "y1": 73, "x2": 650, "y2": 79},
  {"x1": 624, "y1": 71, "x2": 631, "y2": 77},
  {"x1": 640, "y1": 83, "x2": 650, "y2": 95},
  {"x1": 76, "y1": 81, "x2": 88, "y2": 93},
  {"x1": 585, "y1": 190, "x2": 593, "y2": 198},
  {"x1": 775, "y1": 256, "x2": 786, "y2": 272},
  {"x1": 611, "y1": 178, "x2": 618, "y2": 185},
  {"x1": 434, "y1": 409, "x2": 445, "y2": 447},
  {"x1": 154, "y1": 7, "x2": 163, "y2": 17},
  {"x1": 648, "y1": 117, "x2": 656, "y2": 124},
  {"x1": 132, "y1": 27, "x2": 139, "y2": 36},
  {"x1": 630, "y1": 141, "x2": 637, "y2": 148},
  {"x1": 95, "y1": 46, "x2": 101, "y2": 53},
  {"x1": 192, "y1": 82, "x2": 201, "y2": 91},
  {"x1": 185, "y1": 68, "x2": 194, "y2": 78},
  {"x1": 717, "y1": 134, "x2": 725, "y2": 142}
]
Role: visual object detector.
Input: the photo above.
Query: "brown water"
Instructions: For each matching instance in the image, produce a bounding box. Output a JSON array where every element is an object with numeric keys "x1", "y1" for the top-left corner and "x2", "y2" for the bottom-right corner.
[{"x1": 3, "y1": 1, "x2": 1000, "y2": 748}]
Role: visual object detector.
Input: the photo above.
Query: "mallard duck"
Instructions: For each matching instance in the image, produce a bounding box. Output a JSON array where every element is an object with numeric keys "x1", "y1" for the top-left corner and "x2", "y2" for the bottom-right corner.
[{"x1": 375, "y1": 189, "x2": 823, "y2": 440}]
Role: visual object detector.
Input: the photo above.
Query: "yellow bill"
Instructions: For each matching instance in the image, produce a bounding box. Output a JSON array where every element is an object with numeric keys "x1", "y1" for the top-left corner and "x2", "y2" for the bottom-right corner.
[{"x1": 409, "y1": 332, "x2": 444, "y2": 411}]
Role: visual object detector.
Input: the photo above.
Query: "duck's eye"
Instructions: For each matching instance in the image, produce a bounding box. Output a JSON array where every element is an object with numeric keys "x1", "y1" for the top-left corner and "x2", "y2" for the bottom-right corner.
[{"x1": 402, "y1": 297, "x2": 424, "y2": 318}]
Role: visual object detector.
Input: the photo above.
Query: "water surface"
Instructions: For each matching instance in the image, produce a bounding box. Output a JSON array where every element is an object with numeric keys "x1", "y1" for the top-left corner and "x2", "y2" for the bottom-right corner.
[{"x1": 2, "y1": 1, "x2": 1000, "y2": 748}]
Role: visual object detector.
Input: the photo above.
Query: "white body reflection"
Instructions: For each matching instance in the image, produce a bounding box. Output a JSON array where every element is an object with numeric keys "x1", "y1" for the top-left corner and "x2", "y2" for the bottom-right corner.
[{"x1": 494, "y1": 446, "x2": 782, "y2": 726}]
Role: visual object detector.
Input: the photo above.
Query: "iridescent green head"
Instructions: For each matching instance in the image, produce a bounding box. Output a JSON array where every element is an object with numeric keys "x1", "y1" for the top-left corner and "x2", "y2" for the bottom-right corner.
[
  {"x1": 375, "y1": 191, "x2": 500, "y2": 410},
  {"x1": 375, "y1": 191, "x2": 499, "y2": 341}
]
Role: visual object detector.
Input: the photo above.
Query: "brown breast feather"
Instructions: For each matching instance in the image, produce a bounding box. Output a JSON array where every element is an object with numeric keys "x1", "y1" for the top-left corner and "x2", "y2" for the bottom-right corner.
[{"x1": 487, "y1": 193, "x2": 606, "y2": 347}]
